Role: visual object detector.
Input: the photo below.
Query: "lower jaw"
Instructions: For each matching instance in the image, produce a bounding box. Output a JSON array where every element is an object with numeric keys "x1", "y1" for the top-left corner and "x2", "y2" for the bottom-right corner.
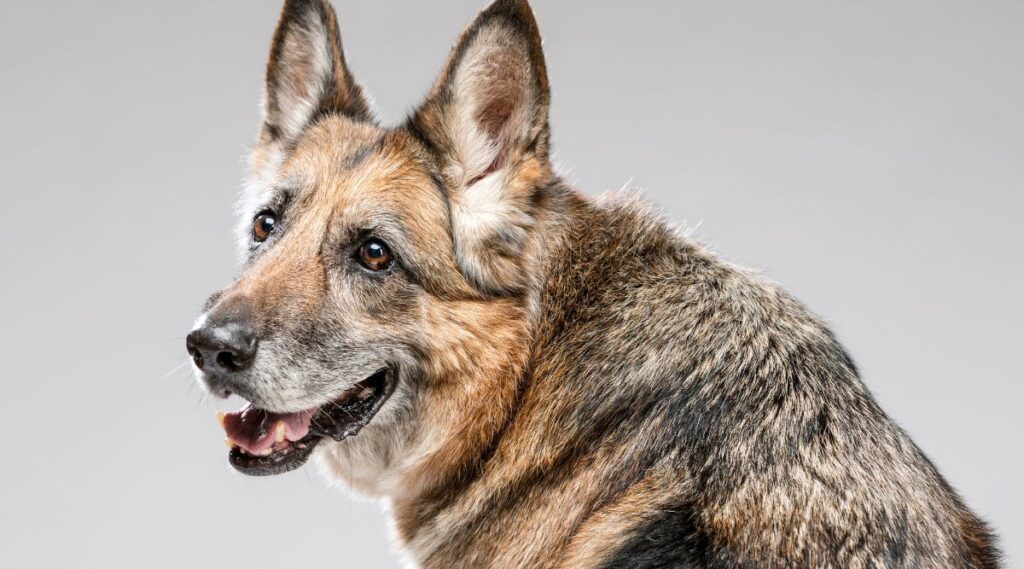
[
  {"x1": 228, "y1": 434, "x2": 322, "y2": 476},
  {"x1": 224, "y1": 366, "x2": 396, "y2": 476}
]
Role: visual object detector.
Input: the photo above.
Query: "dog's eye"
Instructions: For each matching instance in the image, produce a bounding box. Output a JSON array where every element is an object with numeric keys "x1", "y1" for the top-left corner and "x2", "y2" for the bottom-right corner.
[
  {"x1": 357, "y1": 239, "x2": 394, "y2": 272},
  {"x1": 252, "y1": 212, "x2": 276, "y2": 243}
]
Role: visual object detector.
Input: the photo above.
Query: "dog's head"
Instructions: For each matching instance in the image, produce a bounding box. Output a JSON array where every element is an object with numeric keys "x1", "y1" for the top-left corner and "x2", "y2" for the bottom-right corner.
[{"x1": 188, "y1": 0, "x2": 553, "y2": 484}]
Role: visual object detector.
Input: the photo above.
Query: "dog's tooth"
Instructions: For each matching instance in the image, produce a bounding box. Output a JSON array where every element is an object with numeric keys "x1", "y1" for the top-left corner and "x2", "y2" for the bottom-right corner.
[
  {"x1": 256, "y1": 447, "x2": 273, "y2": 457},
  {"x1": 359, "y1": 387, "x2": 373, "y2": 400},
  {"x1": 216, "y1": 411, "x2": 226, "y2": 427},
  {"x1": 275, "y1": 422, "x2": 286, "y2": 443},
  {"x1": 224, "y1": 438, "x2": 235, "y2": 449}
]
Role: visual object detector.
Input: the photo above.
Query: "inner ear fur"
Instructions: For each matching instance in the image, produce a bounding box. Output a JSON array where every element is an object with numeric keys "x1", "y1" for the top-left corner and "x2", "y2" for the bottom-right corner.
[{"x1": 408, "y1": 0, "x2": 553, "y2": 295}]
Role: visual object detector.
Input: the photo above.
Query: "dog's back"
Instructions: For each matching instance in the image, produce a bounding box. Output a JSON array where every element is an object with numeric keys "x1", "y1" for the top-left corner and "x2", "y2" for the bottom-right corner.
[{"x1": 400, "y1": 192, "x2": 999, "y2": 568}]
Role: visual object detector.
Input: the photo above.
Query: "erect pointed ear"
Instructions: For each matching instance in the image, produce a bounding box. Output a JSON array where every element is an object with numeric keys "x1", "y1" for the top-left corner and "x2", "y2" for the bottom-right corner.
[
  {"x1": 408, "y1": 0, "x2": 552, "y2": 295},
  {"x1": 261, "y1": 0, "x2": 372, "y2": 144}
]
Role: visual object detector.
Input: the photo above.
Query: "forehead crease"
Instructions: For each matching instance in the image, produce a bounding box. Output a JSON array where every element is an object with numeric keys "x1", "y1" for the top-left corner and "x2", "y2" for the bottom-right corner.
[
  {"x1": 285, "y1": 117, "x2": 381, "y2": 180},
  {"x1": 333, "y1": 140, "x2": 435, "y2": 215}
]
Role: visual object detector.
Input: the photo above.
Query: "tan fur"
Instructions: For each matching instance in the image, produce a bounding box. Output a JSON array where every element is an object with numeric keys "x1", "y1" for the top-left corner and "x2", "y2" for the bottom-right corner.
[{"x1": 557, "y1": 467, "x2": 690, "y2": 568}]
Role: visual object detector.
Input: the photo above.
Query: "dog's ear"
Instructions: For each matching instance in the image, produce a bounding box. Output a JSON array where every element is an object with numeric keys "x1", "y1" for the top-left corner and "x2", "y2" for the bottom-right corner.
[
  {"x1": 408, "y1": 0, "x2": 552, "y2": 295},
  {"x1": 261, "y1": 0, "x2": 372, "y2": 144}
]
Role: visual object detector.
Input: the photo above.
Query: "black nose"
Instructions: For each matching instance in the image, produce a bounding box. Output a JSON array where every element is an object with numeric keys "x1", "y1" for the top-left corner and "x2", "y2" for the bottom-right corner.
[{"x1": 186, "y1": 319, "x2": 258, "y2": 375}]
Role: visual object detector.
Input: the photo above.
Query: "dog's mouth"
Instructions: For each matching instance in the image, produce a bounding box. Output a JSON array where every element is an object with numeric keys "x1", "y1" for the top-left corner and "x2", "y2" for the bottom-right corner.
[{"x1": 218, "y1": 367, "x2": 396, "y2": 476}]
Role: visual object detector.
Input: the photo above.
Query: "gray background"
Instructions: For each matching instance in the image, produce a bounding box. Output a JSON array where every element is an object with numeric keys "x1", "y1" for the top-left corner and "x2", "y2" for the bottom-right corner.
[{"x1": 0, "y1": 1, "x2": 1020, "y2": 567}]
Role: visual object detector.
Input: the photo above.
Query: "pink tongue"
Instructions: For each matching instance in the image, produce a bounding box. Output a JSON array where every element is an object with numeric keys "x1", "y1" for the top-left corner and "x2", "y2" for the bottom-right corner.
[{"x1": 221, "y1": 405, "x2": 316, "y2": 454}]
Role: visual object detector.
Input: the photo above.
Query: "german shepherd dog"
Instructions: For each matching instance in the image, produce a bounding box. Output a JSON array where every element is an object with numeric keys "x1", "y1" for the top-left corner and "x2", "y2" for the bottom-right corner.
[{"x1": 187, "y1": 0, "x2": 1000, "y2": 566}]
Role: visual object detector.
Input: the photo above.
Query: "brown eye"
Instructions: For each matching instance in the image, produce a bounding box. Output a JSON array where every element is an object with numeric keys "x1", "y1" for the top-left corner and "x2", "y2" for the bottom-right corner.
[
  {"x1": 358, "y1": 239, "x2": 393, "y2": 271},
  {"x1": 252, "y1": 212, "x2": 276, "y2": 242}
]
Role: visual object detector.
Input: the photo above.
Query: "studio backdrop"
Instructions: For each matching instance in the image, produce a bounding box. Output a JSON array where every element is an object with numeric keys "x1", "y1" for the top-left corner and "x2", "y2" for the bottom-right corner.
[{"x1": 0, "y1": 1, "x2": 1020, "y2": 567}]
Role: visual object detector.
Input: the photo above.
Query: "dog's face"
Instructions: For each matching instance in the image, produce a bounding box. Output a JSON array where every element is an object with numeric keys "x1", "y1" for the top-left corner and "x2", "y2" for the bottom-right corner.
[{"x1": 188, "y1": 0, "x2": 551, "y2": 483}]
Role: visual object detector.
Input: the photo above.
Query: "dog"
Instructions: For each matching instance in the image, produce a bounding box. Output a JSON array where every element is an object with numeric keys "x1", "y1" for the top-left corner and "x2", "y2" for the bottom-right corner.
[{"x1": 187, "y1": 0, "x2": 1000, "y2": 566}]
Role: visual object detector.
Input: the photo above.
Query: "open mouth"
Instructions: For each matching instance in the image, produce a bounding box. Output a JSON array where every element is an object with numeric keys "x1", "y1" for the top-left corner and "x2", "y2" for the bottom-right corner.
[{"x1": 218, "y1": 367, "x2": 396, "y2": 476}]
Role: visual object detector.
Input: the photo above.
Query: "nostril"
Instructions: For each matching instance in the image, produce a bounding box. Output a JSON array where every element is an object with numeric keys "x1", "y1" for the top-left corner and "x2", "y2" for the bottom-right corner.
[{"x1": 216, "y1": 350, "x2": 247, "y2": 372}]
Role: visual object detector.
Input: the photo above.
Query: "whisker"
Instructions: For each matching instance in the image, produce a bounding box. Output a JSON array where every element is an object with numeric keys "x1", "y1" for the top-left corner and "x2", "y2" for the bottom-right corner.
[{"x1": 161, "y1": 360, "x2": 190, "y2": 380}]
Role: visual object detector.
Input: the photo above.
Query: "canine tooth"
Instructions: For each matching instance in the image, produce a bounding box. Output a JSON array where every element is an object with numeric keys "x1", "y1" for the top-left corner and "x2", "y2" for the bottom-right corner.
[
  {"x1": 275, "y1": 422, "x2": 286, "y2": 443},
  {"x1": 216, "y1": 411, "x2": 226, "y2": 427},
  {"x1": 358, "y1": 387, "x2": 373, "y2": 400},
  {"x1": 256, "y1": 447, "x2": 273, "y2": 457},
  {"x1": 224, "y1": 438, "x2": 235, "y2": 449}
]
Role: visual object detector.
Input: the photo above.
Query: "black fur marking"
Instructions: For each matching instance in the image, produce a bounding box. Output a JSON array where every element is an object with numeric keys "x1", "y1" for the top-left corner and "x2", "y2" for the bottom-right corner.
[
  {"x1": 599, "y1": 501, "x2": 701, "y2": 569},
  {"x1": 341, "y1": 138, "x2": 382, "y2": 169}
]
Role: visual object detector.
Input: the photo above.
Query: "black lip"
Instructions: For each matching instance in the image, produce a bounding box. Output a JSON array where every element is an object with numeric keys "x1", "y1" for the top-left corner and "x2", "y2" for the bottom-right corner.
[
  {"x1": 227, "y1": 367, "x2": 396, "y2": 476},
  {"x1": 228, "y1": 434, "x2": 321, "y2": 476},
  {"x1": 310, "y1": 367, "x2": 397, "y2": 441}
]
